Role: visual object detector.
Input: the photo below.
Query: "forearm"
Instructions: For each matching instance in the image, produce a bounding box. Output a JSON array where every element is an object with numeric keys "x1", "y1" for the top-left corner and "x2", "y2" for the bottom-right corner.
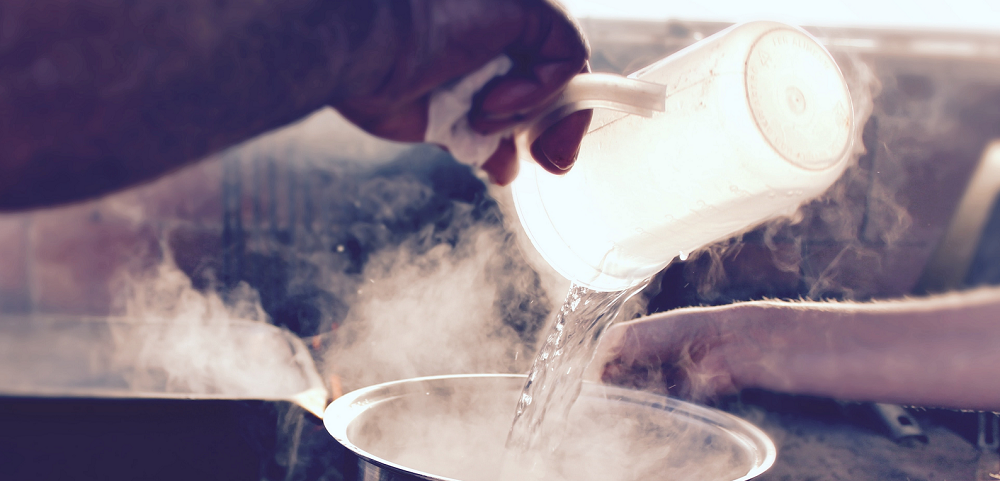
[
  {"x1": 0, "y1": 0, "x2": 400, "y2": 210},
  {"x1": 726, "y1": 289, "x2": 1000, "y2": 410}
]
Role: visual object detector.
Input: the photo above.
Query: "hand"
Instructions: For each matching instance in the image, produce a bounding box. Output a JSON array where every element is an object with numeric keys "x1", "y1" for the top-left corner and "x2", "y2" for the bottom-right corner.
[
  {"x1": 334, "y1": 0, "x2": 592, "y2": 185},
  {"x1": 0, "y1": 0, "x2": 588, "y2": 209},
  {"x1": 601, "y1": 292, "x2": 1000, "y2": 411},
  {"x1": 597, "y1": 306, "x2": 748, "y2": 403}
]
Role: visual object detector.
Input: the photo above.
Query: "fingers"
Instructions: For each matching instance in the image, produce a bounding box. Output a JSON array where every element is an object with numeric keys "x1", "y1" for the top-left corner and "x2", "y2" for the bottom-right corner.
[
  {"x1": 333, "y1": 0, "x2": 525, "y2": 143},
  {"x1": 598, "y1": 319, "x2": 670, "y2": 392},
  {"x1": 601, "y1": 357, "x2": 669, "y2": 395},
  {"x1": 530, "y1": 109, "x2": 592, "y2": 173},
  {"x1": 475, "y1": 108, "x2": 591, "y2": 183},
  {"x1": 598, "y1": 310, "x2": 738, "y2": 402},
  {"x1": 469, "y1": 1, "x2": 587, "y2": 135},
  {"x1": 479, "y1": 138, "x2": 519, "y2": 185},
  {"x1": 604, "y1": 312, "x2": 692, "y2": 364},
  {"x1": 336, "y1": 0, "x2": 589, "y2": 183},
  {"x1": 475, "y1": 8, "x2": 590, "y2": 180}
]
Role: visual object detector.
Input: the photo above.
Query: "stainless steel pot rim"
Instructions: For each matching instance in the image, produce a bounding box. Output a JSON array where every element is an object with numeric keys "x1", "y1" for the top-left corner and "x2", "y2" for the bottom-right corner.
[{"x1": 323, "y1": 373, "x2": 777, "y2": 481}]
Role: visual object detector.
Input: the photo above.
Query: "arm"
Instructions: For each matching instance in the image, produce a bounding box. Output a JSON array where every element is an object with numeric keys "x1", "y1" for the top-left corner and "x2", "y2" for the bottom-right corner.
[
  {"x1": 0, "y1": 0, "x2": 588, "y2": 210},
  {"x1": 599, "y1": 287, "x2": 1000, "y2": 411}
]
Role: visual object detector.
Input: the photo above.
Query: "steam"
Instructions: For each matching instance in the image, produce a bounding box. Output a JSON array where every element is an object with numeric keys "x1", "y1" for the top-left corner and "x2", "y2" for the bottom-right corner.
[
  {"x1": 347, "y1": 377, "x2": 762, "y2": 481},
  {"x1": 1, "y1": 17, "x2": 975, "y2": 481},
  {"x1": 682, "y1": 52, "x2": 909, "y2": 302},
  {"x1": 97, "y1": 131, "x2": 554, "y2": 409},
  {"x1": 109, "y1": 247, "x2": 327, "y2": 417},
  {"x1": 1, "y1": 51, "x2": 887, "y2": 481},
  {"x1": 323, "y1": 200, "x2": 546, "y2": 392},
  {"x1": 794, "y1": 54, "x2": 910, "y2": 299}
]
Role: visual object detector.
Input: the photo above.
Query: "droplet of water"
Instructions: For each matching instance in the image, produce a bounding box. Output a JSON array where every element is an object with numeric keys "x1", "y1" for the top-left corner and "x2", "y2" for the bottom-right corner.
[{"x1": 678, "y1": 251, "x2": 689, "y2": 261}]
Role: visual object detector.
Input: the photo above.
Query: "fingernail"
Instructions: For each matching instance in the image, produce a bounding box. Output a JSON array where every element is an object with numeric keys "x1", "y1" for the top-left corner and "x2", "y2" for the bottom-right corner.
[{"x1": 545, "y1": 144, "x2": 579, "y2": 171}]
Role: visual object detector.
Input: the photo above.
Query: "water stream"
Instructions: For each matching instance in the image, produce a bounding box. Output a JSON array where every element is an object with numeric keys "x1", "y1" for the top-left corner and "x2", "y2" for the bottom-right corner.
[{"x1": 502, "y1": 281, "x2": 648, "y2": 477}]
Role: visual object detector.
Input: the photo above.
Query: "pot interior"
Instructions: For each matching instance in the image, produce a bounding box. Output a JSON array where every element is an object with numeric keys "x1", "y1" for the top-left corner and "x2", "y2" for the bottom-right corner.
[{"x1": 325, "y1": 374, "x2": 775, "y2": 481}]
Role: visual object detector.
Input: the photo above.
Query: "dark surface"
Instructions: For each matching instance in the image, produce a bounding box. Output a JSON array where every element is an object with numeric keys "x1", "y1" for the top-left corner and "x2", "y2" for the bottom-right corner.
[
  {"x1": 0, "y1": 397, "x2": 264, "y2": 481},
  {"x1": 0, "y1": 394, "x2": 986, "y2": 481},
  {"x1": 729, "y1": 391, "x2": 983, "y2": 481},
  {"x1": 0, "y1": 397, "x2": 354, "y2": 481}
]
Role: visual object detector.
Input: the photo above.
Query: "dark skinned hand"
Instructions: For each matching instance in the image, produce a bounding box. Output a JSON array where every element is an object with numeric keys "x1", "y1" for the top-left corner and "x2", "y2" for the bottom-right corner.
[
  {"x1": 0, "y1": 0, "x2": 589, "y2": 210},
  {"x1": 334, "y1": 0, "x2": 593, "y2": 185}
]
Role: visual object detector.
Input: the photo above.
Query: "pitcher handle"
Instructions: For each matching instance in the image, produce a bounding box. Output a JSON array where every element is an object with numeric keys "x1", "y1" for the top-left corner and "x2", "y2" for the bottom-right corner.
[{"x1": 514, "y1": 73, "x2": 666, "y2": 156}]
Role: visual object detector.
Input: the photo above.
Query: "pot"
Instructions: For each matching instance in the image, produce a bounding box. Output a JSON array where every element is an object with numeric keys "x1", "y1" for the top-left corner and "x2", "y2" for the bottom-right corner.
[
  {"x1": 0, "y1": 315, "x2": 328, "y2": 417},
  {"x1": 324, "y1": 374, "x2": 775, "y2": 481}
]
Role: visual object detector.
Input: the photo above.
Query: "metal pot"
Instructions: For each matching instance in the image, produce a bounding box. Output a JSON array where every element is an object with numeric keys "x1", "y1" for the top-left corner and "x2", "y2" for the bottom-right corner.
[
  {"x1": 324, "y1": 374, "x2": 775, "y2": 481},
  {"x1": 0, "y1": 315, "x2": 328, "y2": 417}
]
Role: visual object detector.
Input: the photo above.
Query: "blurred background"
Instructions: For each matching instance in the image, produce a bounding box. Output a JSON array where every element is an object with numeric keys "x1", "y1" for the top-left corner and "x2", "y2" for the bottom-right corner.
[
  {"x1": 564, "y1": 0, "x2": 1000, "y2": 31},
  {"x1": 1, "y1": 1, "x2": 999, "y2": 480}
]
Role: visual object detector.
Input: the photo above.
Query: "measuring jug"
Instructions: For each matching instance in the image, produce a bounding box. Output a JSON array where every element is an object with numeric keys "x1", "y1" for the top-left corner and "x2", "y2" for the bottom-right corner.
[{"x1": 511, "y1": 21, "x2": 855, "y2": 291}]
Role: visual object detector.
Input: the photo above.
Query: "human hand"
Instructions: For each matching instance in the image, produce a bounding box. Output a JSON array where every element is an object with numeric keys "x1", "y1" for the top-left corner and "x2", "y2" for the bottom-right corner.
[
  {"x1": 333, "y1": 0, "x2": 592, "y2": 185},
  {"x1": 600, "y1": 293, "x2": 1000, "y2": 410},
  {"x1": 597, "y1": 306, "x2": 753, "y2": 403}
]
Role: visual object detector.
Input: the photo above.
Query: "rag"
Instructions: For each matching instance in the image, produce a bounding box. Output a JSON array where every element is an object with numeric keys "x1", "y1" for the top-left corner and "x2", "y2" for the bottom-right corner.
[{"x1": 425, "y1": 56, "x2": 513, "y2": 168}]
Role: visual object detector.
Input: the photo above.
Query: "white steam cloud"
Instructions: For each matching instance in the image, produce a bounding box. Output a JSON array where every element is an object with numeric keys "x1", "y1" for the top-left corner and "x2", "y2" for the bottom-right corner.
[
  {"x1": 340, "y1": 376, "x2": 765, "y2": 481},
  {"x1": 682, "y1": 51, "x2": 900, "y2": 302},
  {"x1": 324, "y1": 206, "x2": 545, "y2": 392},
  {"x1": 109, "y1": 247, "x2": 328, "y2": 416}
]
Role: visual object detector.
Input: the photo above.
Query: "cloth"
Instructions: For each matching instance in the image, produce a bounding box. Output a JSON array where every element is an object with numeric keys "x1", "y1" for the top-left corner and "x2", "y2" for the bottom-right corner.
[{"x1": 425, "y1": 55, "x2": 513, "y2": 168}]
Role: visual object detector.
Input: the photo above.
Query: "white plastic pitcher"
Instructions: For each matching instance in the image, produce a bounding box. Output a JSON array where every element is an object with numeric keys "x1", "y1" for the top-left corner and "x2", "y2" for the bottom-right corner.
[{"x1": 511, "y1": 21, "x2": 855, "y2": 292}]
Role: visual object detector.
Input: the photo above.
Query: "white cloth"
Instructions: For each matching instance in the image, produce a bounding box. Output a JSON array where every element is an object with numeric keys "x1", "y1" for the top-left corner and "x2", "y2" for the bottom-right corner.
[{"x1": 425, "y1": 55, "x2": 513, "y2": 168}]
